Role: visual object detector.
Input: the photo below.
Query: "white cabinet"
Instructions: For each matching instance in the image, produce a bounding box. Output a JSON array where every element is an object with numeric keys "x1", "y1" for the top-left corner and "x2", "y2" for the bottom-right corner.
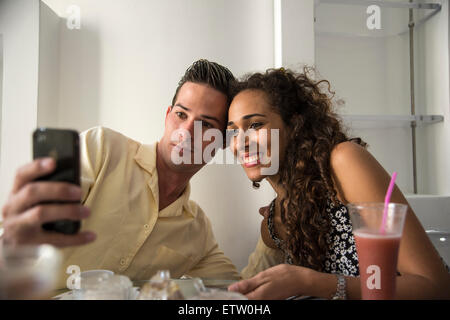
[{"x1": 314, "y1": 1, "x2": 449, "y2": 260}]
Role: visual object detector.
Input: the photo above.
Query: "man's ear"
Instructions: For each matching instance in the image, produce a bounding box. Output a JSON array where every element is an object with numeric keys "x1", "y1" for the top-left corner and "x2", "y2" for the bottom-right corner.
[{"x1": 165, "y1": 106, "x2": 173, "y2": 119}]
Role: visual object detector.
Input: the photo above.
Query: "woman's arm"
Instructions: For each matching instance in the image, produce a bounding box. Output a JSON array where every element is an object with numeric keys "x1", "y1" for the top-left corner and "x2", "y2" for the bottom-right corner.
[
  {"x1": 330, "y1": 141, "x2": 450, "y2": 299},
  {"x1": 228, "y1": 263, "x2": 362, "y2": 299}
]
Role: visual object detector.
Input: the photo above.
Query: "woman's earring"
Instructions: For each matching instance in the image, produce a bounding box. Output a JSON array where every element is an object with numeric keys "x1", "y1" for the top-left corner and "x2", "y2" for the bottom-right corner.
[{"x1": 252, "y1": 181, "x2": 260, "y2": 190}]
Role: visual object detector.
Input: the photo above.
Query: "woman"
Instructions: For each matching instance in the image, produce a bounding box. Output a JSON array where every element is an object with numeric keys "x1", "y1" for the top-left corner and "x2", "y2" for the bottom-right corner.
[{"x1": 226, "y1": 67, "x2": 450, "y2": 299}]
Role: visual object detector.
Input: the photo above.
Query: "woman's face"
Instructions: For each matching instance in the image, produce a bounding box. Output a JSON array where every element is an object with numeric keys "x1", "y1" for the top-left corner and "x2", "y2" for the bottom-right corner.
[{"x1": 227, "y1": 89, "x2": 288, "y2": 182}]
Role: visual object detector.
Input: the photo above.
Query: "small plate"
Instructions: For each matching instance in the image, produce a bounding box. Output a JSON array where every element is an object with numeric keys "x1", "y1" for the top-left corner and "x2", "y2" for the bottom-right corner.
[
  {"x1": 201, "y1": 279, "x2": 238, "y2": 289},
  {"x1": 52, "y1": 287, "x2": 140, "y2": 300}
]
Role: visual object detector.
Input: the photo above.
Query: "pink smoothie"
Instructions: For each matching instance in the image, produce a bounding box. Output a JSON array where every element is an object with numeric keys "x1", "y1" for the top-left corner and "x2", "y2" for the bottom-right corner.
[{"x1": 354, "y1": 228, "x2": 401, "y2": 300}]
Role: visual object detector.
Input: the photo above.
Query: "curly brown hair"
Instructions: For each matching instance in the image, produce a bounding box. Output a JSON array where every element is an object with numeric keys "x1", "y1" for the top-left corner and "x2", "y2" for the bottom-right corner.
[{"x1": 233, "y1": 67, "x2": 366, "y2": 271}]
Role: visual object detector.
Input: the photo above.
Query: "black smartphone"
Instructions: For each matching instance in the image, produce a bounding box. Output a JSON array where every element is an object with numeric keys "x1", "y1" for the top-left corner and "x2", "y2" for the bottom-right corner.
[{"x1": 33, "y1": 128, "x2": 81, "y2": 235}]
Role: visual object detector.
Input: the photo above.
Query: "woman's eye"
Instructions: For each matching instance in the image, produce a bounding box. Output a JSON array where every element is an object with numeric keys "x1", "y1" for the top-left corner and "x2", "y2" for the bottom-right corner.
[
  {"x1": 249, "y1": 122, "x2": 263, "y2": 130},
  {"x1": 227, "y1": 129, "x2": 240, "y2": 137}
]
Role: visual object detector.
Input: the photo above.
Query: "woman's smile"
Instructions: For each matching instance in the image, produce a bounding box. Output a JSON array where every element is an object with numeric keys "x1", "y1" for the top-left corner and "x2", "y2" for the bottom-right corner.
[{"x1": 241, "y1": 152, "x2": 262, "y2": 167}]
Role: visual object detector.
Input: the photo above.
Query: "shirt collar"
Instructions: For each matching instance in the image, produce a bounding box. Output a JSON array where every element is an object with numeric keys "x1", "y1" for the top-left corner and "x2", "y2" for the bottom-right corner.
[
  {"x1": 134, "y1": 142, "x2": 196, "y2": 218},
  {"x1": 134, "y1": 142, "x2": 158, "y2": 177}
]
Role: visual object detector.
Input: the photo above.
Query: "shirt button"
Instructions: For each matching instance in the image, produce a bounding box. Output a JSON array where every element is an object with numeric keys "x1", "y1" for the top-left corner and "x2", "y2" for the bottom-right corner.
[
  {"x1": 144, "y1": 224, "x2": 150, "y2": 229},
  {"x1": 120, "y1": 259, "x2": 126, "y2": 266}
]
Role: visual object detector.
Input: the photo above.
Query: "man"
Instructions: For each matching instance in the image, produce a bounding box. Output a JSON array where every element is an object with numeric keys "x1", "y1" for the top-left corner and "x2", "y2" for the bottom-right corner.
[{"x1": 1, "y1": 59, "x2": 240, "y2": 289}]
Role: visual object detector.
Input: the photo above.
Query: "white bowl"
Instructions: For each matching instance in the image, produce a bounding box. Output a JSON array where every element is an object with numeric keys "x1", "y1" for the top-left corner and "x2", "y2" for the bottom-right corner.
[{"x1": 79, "y1": 269, "x2": 114, "y2": 281}]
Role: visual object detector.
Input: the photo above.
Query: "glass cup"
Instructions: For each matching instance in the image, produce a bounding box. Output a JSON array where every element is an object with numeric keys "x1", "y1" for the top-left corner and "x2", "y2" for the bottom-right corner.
[
  {"x1": 347, "y1": 202, "x2": 408, "y2": 300},
  {"x1": 0, "y1": 244, "x2": 62, "y2": 299},
  {"x1": 72, "y1": 272, "x2": 132, "y2": 300}
]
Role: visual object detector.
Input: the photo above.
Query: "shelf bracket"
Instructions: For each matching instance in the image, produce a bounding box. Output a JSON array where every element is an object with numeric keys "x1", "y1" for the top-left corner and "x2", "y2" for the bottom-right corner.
[
  {"x1": 339, "y1": 114, "x2": 444, "y2": 128},
  {"x1": 316, "y1": 0, "x2": 441, "y2": 10}
]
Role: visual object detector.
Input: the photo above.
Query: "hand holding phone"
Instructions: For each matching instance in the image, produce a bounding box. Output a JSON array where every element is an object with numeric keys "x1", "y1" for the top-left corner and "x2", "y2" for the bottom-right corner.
[
  {"x1": 1, "y1": 128, "x2": 96, "y2": 247},
  {"x1": 33, "y1": 128, "x2": 81, "y2": 234}
]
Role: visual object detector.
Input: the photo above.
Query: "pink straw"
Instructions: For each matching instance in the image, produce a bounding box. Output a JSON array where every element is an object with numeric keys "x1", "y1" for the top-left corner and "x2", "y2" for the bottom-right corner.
[{"x1": 380, "y1": 172, "x2": 397, "y2": 234}]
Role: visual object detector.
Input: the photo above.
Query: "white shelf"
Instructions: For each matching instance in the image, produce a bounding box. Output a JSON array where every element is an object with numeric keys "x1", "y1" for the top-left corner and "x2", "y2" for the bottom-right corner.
[
  {"x1": 339, "y1": 114, "x2": 444, "y2": 128},
  {"x1": 316, "y1": 0, "x2": 441, "y2": 10},
  {"x1": 315, "y1": 0, "x2": 444, "y2": 194}
]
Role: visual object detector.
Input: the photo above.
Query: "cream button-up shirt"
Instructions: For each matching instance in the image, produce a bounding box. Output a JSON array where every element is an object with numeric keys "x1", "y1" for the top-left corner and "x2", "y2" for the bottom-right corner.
[
  {"x1": 241, "y1": 236, "x2": 284, "y2": 279},
  {"x1": 56, "y1": 126, "x2": 240, "y2": 289}
]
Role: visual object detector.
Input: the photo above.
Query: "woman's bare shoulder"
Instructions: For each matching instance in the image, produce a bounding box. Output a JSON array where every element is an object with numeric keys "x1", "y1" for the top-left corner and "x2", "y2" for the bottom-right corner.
[
  {"x1": 330, "y1": 141, "x2": 371, "y2": 170},
  {"x1": 330, "y1": 140, "x2": 389, "y2": 203}
]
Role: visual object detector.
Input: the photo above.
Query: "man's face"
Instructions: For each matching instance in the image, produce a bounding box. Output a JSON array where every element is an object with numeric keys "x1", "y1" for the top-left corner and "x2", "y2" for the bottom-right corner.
[{"x1": 159, "y1": 82, "x2": 228, "y2": 173}]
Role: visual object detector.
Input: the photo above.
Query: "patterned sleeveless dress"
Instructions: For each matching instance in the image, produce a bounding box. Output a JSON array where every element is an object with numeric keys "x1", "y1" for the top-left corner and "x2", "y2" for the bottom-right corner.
[{"x1": 267, "y1": 198, "x2": 360, "y2": 276}]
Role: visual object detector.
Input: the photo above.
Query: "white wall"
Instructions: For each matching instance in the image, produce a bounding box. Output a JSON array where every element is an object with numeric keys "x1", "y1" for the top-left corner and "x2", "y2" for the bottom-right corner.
[
  {"x1": 281, "y1": 0, "x2": 315, "y2": 68},
  {"x1": 37, "y1": 2, "x2": 61, "y2": 128},
  {"x1": 0, "y1": 34, "x2": 3, "y2": 154},
  {"x1": 0, "y1": 0, "x2": 40, "y2": 207},
  {"x1": 43, "y1": 0, "x2": 276, "y2": 142}
]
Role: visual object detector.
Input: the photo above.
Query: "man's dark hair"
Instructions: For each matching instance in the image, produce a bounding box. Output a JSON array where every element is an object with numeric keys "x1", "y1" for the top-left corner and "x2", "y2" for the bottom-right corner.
[{"x1": 172, "y1": 59, "x2": 236, "y2": 106}]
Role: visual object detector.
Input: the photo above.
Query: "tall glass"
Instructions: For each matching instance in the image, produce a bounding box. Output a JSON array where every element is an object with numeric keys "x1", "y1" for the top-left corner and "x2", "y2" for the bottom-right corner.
[
  {"x1": 347, "y1": 202, "x2": 408, "y2": 300},
  {"x1": 0, "y1": 244, "x2": 62, "y2": 299}
]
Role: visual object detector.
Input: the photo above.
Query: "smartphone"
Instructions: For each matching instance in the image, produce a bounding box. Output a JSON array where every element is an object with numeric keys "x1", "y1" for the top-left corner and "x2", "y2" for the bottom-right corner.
[{"x1": 33, "y1": 128, "x2": 81, "y2": 235}]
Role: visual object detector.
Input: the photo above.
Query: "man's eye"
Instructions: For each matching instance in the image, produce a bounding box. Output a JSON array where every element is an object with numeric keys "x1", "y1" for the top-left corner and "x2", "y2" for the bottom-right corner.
[
  {"x1": 249, "y1": 122, "x2": 263, "y2": 129},
  {"x1": 175, "y1": 112, "x2": 187, "y2": 119},
  {"x1": 202, "y1": 121, "x2": 213, "y2": 129}
]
